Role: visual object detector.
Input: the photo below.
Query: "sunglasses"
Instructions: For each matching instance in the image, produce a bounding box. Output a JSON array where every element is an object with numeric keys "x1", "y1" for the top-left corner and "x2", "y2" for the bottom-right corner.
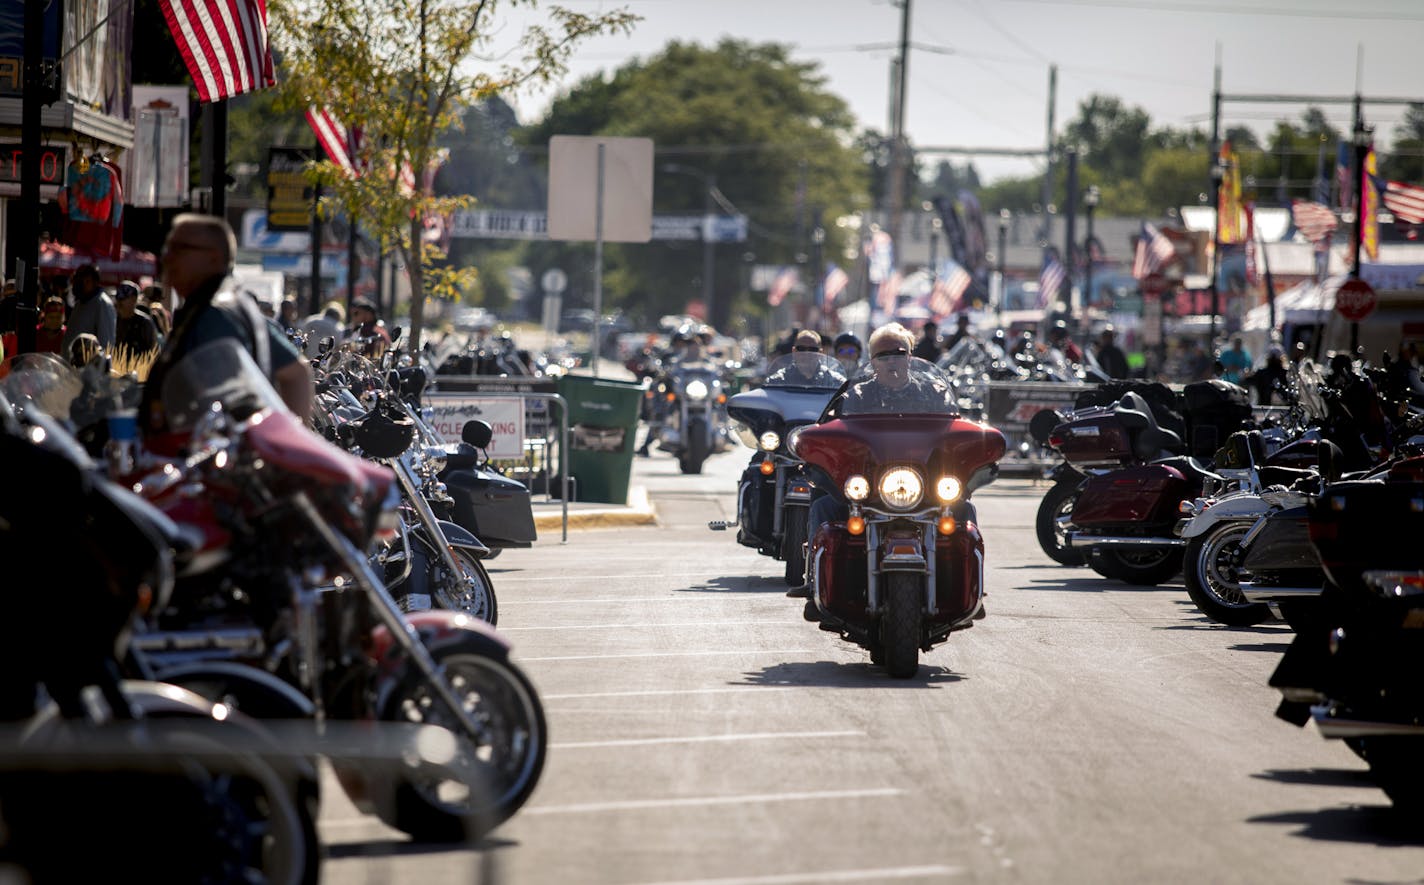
[
  {"x1": 872, "y1": 348, "x2": 909, "y2": 360},
  {"x1": 836, "y1": 347, "x2": 860, "y2": 357},
  {"x1": 793, "y1": 345, "x2": 820, "y2": 352}
]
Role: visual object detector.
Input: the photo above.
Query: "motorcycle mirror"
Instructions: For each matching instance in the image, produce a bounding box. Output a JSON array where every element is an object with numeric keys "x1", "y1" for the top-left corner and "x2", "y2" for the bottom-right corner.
[
  {"x1": 318, "y1": 336, "x2": 335, "y2": 355},
  {"x1": 462, "y1": 419, "x2": 493, "y2": 449},
  {"x1": 1028, "y1": 409, "x2": 1062, "y2": 446},
  {"x1": 389, "y1": 326, "x2": 403, "y2": 345}
]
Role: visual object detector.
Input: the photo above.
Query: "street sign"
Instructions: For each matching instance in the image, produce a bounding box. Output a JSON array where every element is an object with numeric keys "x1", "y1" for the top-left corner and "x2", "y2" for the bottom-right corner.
[
  {"x1": 541, "y1": 268, "x2": 567, "y2": 294},
  {"x1": 1334, "y1": 278, "x2": 1378, "y2": 322},
  {"x1": 547, "y1": 136, "x2": 654, "y2": 243}
]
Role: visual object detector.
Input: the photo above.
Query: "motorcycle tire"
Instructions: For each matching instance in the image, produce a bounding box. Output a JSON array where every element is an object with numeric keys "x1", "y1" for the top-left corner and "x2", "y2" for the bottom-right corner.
[
  {"x1": 1183, "y1": 522, "x2": 1271, "y2": 626},
  {"x1": 1359, "y1": 736, "x2": 1424, "y2": 812},
  {"x1": 1090, "y1": 547, "x2": 1182, "y2": 586},
  {"x1": 434, "y1": 547, "x2": 498, "y2": 626},
  {"x1": 680, "y1": 418, "x2": 709, "y2": 475},
  {"x1": 782, "y1": 507, "x2": 809, "y2": 586},
  {"x1": 373, "y1": 637, "x2": 547, "y2": 843},
  {"x1": 1035, "y1": 480, "x2": 1085, "y2": 566},
  {"x1": 881, "y1": 573, "x2": 922, "y2": 679}
]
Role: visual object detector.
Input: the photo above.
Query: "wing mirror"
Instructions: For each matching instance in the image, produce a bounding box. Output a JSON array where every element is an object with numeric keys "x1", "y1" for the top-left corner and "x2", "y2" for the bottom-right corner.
[{"x1": 462, "y1": 419, "x2": 493, "y2": 449}]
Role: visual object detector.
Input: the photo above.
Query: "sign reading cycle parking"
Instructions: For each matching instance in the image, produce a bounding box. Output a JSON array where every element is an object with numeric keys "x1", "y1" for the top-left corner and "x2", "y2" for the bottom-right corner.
[{"x1": 425, "y1": 396, "x2": 525, "y2": 460}]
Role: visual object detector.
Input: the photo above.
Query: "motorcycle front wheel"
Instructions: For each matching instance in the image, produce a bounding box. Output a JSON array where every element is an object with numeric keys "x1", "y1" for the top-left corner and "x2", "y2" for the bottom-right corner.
[
  {"x1": 680, "y1": 417, "x2": 709, "y2": 474},
  {"x1": 881, "y1": 573, "x2": 922, "y2": 679},
  {"x1": 433, "y1": 547, "x2": 498, "y2": 626},
  {"x1": 1183, "y1": 522, "x2": 1270, "y2": 626},
  {"x1": 781, "y1": 506, "x2": 808, "y2": 585},
  {"x1": 374, "y1": 639, "x2": 547, "y2": 842}
]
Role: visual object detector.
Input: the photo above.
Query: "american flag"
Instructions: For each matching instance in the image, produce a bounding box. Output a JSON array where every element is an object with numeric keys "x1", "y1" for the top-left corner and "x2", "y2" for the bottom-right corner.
[
  {"x1": 767, "y1": 268, "x2": 798, "y2": 307},
  {"x1": 1371, "y1": 174, "x2": 1424, "y2": 225},
  {"x1": 1037, "y1": 248, "x2": 1065, "y2": 310},
  {"x1": 866, "y1": 230, "x2": 894, "y2": 283},
  {"x1": 822, "y1": 266, "x2": 850, "y2": 306},
  {"x1": 1131, "y1": 221, "x2": 1176, "y2": 280},
  {"x1": 159, "y1": 0, "x2": 275, "y2": 103},
  {"x1": 876, "y1": 271, "x2": 903, "y2": 313},
  {"x1": 1291, "y1": 199, "x2": 1338, "y2": 244},
  {"x1": 929, "y1": 261, "x2": 972, "y2": 318},
  {"x1": 305, "y1": 107, "x2": 357, "y2": 177}
]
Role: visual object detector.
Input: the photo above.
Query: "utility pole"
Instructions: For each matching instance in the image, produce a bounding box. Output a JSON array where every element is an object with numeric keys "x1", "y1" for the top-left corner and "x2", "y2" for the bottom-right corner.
[
  {"x1": 1040, "y1": 65, "x2": 1057, "y2": 244},
  {"x1": 1062, "y1": 149, "x2": 1077, "y2": 321},
  {"x1": 702, "y1": 172, "x2": 716, "y2": 329},
  {"x1": 1209, "y1": 52, "x2": 1222, "y2": 346},
  {"x1": 886, "y1": 0, "x2": 912, "y2": 250}
]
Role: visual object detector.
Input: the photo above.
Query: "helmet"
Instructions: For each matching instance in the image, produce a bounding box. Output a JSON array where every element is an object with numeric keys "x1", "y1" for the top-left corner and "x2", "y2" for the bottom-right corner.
[{"x1": 832, "y1": 332, "x2": 862, "y2": 355}]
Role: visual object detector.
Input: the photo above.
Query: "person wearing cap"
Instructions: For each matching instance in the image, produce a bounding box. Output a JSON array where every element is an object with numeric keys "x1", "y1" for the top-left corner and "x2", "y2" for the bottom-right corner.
[
  {"x1": 113, "y1": 280, "x2": 159, "y2": 356},
  {"x1": 1094, "y1": 325, "x2": 1130, "y2": 379},
  {"x1": 140, "y1": 213, "x2": 311, "y2": 436},
  {"x1": 63, "y1": 263, "x2": 116, "y2": 354},
  {"x1": 35, "y1": 297, "x2": 67, "y2": 354},
  {"x1": 346, "y1": 297, "x2": 391, "y2": 358}
]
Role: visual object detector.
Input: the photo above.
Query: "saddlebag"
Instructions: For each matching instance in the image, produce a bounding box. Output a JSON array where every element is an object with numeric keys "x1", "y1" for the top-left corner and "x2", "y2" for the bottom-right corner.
[
  {"x1": 439, "y1": 467, "x2": 537, "y2": 546},
  {"x1": 1071, "y1": 464, "x2": 1189, "y2": 527}
]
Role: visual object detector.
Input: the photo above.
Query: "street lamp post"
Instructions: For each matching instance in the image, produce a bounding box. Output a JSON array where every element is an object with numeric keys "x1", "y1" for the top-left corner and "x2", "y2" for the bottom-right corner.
[
  {"x1": 1208, "y1": 158, "x2": 1225, "y2": 345},
  {"x1": 1083, "y1": 186, "x2": 1100, "y2": 317},
  {"x1": 997, "y1": 209, "x2": 1010, "y2": 328},
  {"x1": 661, "y1": 163, "x2": 717, "y2": 328}
]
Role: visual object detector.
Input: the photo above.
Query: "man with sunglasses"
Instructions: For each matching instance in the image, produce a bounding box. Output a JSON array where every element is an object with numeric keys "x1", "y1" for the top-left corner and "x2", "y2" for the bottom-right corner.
[
  {"x1": 843, "y1": 322, "x2": 951, "y2": 413},
  {"x1": 764, "y1": 330, "x2": 838, "y2": 386}
]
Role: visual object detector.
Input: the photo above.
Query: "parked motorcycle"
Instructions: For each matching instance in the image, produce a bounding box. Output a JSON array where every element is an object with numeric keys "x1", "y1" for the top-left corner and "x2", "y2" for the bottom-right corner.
[
  {"x1": 792, "y1": 357, "x2": 1006, "y2": 677},
  {"x1": 126, "y1": 339, "x2": 546, "y2": 842},
  {"x1": 710, "y1": 352, "x2": 845, "y2": 583},
  {"x1": 658, "y1": 358, "x2": 732, "y2": 474},
  {"x1": 1269, "y1": 456, "x2": 1424, "y2": 810}
]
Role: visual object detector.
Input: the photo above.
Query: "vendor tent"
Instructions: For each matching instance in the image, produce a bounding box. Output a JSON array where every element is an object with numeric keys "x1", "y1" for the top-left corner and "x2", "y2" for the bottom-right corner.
[{"x1": 39, "y1": 241, "x2": 158, "y2": 285}]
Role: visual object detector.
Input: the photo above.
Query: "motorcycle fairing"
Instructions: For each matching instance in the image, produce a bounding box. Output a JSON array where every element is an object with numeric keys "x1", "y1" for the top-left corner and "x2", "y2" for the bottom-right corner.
[
  {"x1": 728, "y1": 387, "x2": 840, "y2": 435},
  {"x1": 795, "y1": 415, "x2": 1006, "y2": 491},
  {"x1": 1071, "y1": 464, "x2": 1189, "y2": 526}
]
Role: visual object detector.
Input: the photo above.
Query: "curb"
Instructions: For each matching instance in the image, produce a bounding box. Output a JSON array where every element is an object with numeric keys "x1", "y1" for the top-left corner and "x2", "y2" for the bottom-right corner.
[{"x1": 532, "y1": 486, "x2": 658, "y2": 531}]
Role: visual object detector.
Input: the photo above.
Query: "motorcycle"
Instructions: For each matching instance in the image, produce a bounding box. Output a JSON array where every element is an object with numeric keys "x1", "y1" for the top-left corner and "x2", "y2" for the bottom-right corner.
[
  {"x1": 1034, "y1": 380, "x2": 1256, "y2": 585},
  {"x1": 125, "y1": 339, "x2": 546, "y2": 842},
  {"x1": 1269, "y1": 455, "x2": 1424, "y2": 810},
  {"x1": 792, "y1": 357, "x2": 1006, "y2": 678},
  {"x1": 657, "y1": 358, "x2": 732, "y2": 474},
  {"x1": 710, "y1": 352, "x2": 845, "y2": 583},
  {"x1": 0, "y1": 381, "x2": 320, "y2": 882}
]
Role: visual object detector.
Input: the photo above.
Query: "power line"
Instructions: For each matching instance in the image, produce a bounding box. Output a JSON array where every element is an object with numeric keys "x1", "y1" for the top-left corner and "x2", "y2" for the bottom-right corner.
[{"x1": 1004, "y1": 0, "x2": 1424, "y2": 21}]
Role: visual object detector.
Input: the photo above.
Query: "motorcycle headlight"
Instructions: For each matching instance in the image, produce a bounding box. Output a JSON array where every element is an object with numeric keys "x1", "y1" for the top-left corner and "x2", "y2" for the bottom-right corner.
[
  {"x1": 844, "y1": 474, "x2": 870, "y2": 501},
  {"x1": 684, "y1": 379, "x2": 710, "y2": 400},
  {"x1": 759, "y1": 431, "x2": 780, "y2": 452},
  {"x1": 936, "y1": 476, "x2": 962, "y2": 502},
  {"x1": 421, "y1": 446, "x2": 448, "y2": 473},
  {"x1": 879, "y1": 468, "x2": 923, "y2": 510}
]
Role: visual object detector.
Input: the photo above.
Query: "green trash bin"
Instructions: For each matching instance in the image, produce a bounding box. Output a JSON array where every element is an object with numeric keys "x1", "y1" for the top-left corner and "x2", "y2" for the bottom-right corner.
[{"x1": 556, "y1": 374, "x2": 647, "y2": 504}]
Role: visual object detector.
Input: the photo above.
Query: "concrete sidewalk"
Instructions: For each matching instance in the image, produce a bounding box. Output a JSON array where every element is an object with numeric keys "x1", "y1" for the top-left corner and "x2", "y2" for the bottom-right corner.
[{"x1": 531, "y1": 484, "x2": 657, "y2": 532}]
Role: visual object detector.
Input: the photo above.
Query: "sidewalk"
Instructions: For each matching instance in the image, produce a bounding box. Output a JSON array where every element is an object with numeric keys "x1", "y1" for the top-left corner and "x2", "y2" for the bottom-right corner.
[{"x1": 531, "y1": 483, "x2": 657, "y2": 533}]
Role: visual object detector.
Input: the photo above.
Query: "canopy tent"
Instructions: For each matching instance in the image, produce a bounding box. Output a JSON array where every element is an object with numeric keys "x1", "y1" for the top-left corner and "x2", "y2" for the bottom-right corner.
[
  {"x1": 1241, "y1": 275, "x2": 1343, "y2": 332},
  {"x1": 39, "y1": 241, "x2": 158, "y2": 286}
]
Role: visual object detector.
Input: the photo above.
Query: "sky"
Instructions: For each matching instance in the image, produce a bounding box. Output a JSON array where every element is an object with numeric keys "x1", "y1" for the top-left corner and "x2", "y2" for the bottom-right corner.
[{"x1": 488, "y1": 0, "x2": 1424, "y2": 184}]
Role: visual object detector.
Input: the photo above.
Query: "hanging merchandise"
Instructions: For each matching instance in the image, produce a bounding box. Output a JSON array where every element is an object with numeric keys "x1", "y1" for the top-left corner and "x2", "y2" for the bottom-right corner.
[{"x1": 57, "y1": 155, "x2": 125, "y2": 260}]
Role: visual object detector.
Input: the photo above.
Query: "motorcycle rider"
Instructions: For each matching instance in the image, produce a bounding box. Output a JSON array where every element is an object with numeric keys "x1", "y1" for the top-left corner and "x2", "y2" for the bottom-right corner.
[
  {"x1": 140, "y1": 214, "x2": 313, "y2": 437},
  {"x1": 764, "y1": 330, "x2": 838, "y2": 385},
  {"x1": 832, "y1": 331, "x2": 864, "y2": 377},
  {"x1": 637, "y1": 327, "x2": 694, "y2": 456}
]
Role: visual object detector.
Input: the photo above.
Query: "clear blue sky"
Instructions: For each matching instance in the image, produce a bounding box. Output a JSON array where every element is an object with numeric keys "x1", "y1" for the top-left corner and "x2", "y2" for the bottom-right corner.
[{"x1": 491, "y1": 0, "x2": 1424, "y2": 183}]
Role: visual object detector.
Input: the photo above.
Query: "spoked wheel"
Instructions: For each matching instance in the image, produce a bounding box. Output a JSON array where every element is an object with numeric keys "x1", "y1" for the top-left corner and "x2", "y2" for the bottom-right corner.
[
  {"x1": 1183, "y1": 522, "x2": 1271, "y2": 626},
  {"x1": 880, "y1": 573, "x2": 922, "y2": 679},
  {"x1": 434, "y1": 547, "x2": 498, "y2": 625},
  {"x1": 375, "y1": 641, "x2": 547, "y2": 842},
  {"x1": 1090, "y1": 546, "x2": 1183, "y2": 586},
  {"x1": 782, "y1": 506, "x2": 809, "y2": 585},
  {"x1": 1035, "y1": 480, "x2": 1085, "y2": 566}
]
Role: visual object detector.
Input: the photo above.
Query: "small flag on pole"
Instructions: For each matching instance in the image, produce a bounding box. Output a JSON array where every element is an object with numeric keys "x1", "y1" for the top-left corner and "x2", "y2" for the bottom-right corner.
[
  {"x1": 929, "y1": 261, "x2": 972, "y2": 318},
  {"x1": 822, "y1": 265, "x2": 850, "y2": 307},
  {"x1": 1290, "y1": 199, "x2": 1338, "y2": 245},
  {"x1": 1131, "y1": 222, "x2": 1176, "y2": 280},
  {"x1": 1037, "y1": 247, "x2": 1065, "y2": 310},
  {"x1": 767, "y1": 268, "x2": 797, "y2": 307},
  {"x1": 1370, "y1": 174, "x2": 1424, "y2": 225},
  {"x1": 305, "y1": 107, "x2": 357, "y2": 176}
]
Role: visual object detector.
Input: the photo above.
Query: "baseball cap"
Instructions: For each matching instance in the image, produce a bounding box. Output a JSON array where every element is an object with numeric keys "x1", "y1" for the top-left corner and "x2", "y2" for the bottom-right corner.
[{"x1": 116, "y1": 281, "x2": 141, "y2": 301}]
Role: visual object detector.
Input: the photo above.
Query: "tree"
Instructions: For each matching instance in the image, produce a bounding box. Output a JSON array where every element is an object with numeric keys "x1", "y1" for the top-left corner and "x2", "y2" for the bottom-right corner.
[
  {"x1": 1063, "y1": 94, "x2": 1152, "y2": 182},
  {"x1": 1381, "y1": 102, "x2": 1424, "y2": 184},
  {"x1": 520, "y1": 40, "x2": 868, "y2": 330},
  {"x1": 267, "y1": 0, "x2": 637, "y2": 351}
]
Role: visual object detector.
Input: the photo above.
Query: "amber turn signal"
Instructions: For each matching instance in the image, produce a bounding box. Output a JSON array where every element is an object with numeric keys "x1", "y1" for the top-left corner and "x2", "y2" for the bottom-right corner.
[
  {"x1": 666, "y1": 392, "x2": 676, "y2": 402},
  {"x1": 937, "y1": 516, "x2": 956, "y2": 535},
  {"x1": 759, "y1": 459, "x2": 775, "y2": 475},
  {"x1": 847, "y1": 515, "x2": 865, "y2": 535}
]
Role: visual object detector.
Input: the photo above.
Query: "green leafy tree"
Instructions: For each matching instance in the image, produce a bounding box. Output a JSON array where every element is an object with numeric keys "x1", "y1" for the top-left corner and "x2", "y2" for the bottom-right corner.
[
  {"x1": 1381, "y1": 102, "x2": 1424, "y2": 184},
  {"x1": 267, "y1": 0, "x2": 637, "y2": 350},
  {"x1": 520, "y1": 40, "x2": 868, "y2": 330},
  {"x1": 1063, "y1": 94, "x2": 1152, "y2": 182}
]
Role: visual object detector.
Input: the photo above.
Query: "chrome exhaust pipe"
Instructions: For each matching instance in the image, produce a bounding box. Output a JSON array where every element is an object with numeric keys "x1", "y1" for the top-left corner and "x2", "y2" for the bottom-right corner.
[
  {"x1": 1065, "y1": 533, "x2": 1185, "y2": 548},
  {"x1": 1241, "y1": 582, "x2": 1323, "y2": 603},
  {"x1": 1312, "y1": 705, "x2": 1424, "y2": 739}
]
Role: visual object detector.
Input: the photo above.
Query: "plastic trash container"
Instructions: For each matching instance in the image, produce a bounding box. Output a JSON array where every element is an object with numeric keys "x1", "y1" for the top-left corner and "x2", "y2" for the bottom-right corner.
[{"x1": 556, "y1": 374, "x2": 647, "y2": 504}]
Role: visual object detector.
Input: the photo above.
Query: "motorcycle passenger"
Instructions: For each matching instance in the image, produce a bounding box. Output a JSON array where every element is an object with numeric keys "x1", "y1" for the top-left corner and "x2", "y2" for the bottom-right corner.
[
  {"x1": 832, "y1": 332, "x2": 864, "y2": 377},
  {"x1": 789, "y1": 323, "x2": 957, "y2": 598},
  {"x1": 140, "y1": 214, "x2": 313, "y2": 438}
]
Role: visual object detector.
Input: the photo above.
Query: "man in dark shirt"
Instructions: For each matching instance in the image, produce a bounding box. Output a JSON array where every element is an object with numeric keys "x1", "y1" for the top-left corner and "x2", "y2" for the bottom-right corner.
[
  {"x1": 764, "y1": 330, "x2": 842, "y2": 386},
  {"x1": 113, "y1": 280, "x2": 159, "y2": 356},
  {"x1": 912, "y1": 321, "x2": 941, "y2": 362},
  {"x1": 1094, "y1": 327, "x2": 1130, "y2": 379}
]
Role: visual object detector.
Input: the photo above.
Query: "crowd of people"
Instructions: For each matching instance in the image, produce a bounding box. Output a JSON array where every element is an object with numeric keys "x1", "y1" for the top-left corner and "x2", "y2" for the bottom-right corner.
[{"x1": 0, "y1": 265, "x2": 171, "y2": 369}]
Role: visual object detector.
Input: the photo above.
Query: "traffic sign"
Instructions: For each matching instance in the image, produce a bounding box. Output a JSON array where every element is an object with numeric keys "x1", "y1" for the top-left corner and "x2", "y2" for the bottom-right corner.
[
  {"x1": 1335, "y1": 278, "x2": 1378, "y2": 322},
  {"x1": 542, "y1": 268, "x2": 568, "y2": 294}
]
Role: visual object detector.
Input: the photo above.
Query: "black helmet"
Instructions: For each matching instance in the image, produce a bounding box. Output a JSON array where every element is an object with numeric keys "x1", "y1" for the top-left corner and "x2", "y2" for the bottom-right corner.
[{"x1": 832, "y1": 332, "x2": 862, "y2": 355}]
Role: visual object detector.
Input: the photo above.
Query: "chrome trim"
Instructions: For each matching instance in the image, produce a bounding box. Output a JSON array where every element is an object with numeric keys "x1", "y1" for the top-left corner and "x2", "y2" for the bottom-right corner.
[
  {"x1": 1312, "y1": 705, "x2": 1424, "y2": 739},
  {"x1": 1240, "y1": 582, "x2": 1323, "y2": 603},
  {"x1": 925, "y1": 523, "x2": 937, "y2": 616},
  {"x1": 866, "y1": 521, "x2": 879, "y2": 613},
  {"x1": 1065, "y1": 533, "x2": 1185, "y2": 548}
]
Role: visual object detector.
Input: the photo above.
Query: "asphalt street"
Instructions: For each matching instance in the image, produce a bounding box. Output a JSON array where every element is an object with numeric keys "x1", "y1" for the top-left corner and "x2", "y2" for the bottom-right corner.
[{"x1": 319, "y1": 445, "x2": 1424, "y2": 885}]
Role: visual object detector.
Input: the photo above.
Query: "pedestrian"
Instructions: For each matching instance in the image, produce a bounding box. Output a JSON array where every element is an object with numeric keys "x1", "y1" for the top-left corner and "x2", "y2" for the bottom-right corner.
[
  {"x1": 278, "y1": 297, "x2": 300, "y2": 331},
  {"x1": 113, "y1": 280, "x2": 159, "y2": 356},
  {"x1": 1184, "y1": 339, "x2": 1211, "y2": 382},
  {"x1": 63, "y1": 263, "x2": 116, "y2": 354},
  {"x1": 1094, "y1": 326, "x2": 1130, "y2": 379},
  {"x1": 1245, "y1": 349, "x2": 1288, "y2": 405},
  {"x1": 346, "y1": 297, "x2": 392, "y2": 358},
  {"x1": 913, "y1": 321, "x2": 941, "y2": 362},
  {"x1": 34, "y1": 297, "x2": 67, "y2": 354},
  {"x1": 1217, "y1": 337, "x2": 1252, "y2": 384},
  {"x1": 299, "y1": 300, "x2": 346, "y2": 357},
  {"x1": 943, "y1": 314, "x2": 974, "y2": 351},
  {"x1": 143, "y1": 285, "x2": 171, "y2": 341},
  {"x1": 139, "y1": 214, "x2": 313, "y2": 439}
]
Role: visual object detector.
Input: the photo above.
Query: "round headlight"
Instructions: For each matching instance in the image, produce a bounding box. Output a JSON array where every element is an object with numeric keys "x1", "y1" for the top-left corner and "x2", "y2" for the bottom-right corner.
[
  {"x1": 422, "y1": 446, "x2": 448, "y2": 473},
  {"x1": 759, "y1": 431, "x2": 781, "y2": 451},
  {"x1": 785, "y1": 426, "x2": 804, "y2": 458},
  {"x1": 879, "y1": 468, "x2": 923, "y2": 510},
  {"x1": 844, "y1": 474, "x2": 870, "y2": 501},
  {"x1": 684, "y1": 379, "x2": 709, "y2": 399},
  {"x1": 936, "y1": 476, "x2": 962, "y2": 502}
]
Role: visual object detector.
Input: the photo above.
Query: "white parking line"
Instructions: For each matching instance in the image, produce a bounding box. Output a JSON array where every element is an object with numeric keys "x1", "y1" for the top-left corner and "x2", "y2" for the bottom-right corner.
[
  {"x1": 521, "y1": 649, "x2": 826, "y2": 662},
  {"x1": 499, "y1": 572, "x2": 734, "y2": 583},
  {"x1": 502, "y1": 596, "x2": 774, "y2": 605},
  {"x1": 550, "y1": 730, "x2": 862, "y2": 750},
  {"x1": 630, "y1": 866, "x2": 964, "y2": 885},
  {"x1": 542, "y1": 686, "x2": 795, "y2": 701},
  {"x1": 522, "y1": 787, "x2": 903, "y2": 816},
  {"x1": 500, "y1": 620, "x2": 782, "y2": 632}
]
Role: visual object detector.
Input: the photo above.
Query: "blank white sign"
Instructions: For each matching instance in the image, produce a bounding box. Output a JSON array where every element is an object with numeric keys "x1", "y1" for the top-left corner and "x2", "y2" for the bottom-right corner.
[{"x1": 547, "y1": 135, "x2": 654, "y2": 243}]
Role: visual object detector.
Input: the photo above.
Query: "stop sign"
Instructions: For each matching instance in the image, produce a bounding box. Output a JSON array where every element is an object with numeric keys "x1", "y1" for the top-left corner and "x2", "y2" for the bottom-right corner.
[{"x1": 1335, "y1": 278, "x2": 1378, "y2": 322}]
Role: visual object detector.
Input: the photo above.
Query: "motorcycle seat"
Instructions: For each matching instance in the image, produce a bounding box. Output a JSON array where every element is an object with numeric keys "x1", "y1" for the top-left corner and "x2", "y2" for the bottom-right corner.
[
  {"x1": 1156, "y1": 455, "x2": 1223, "y2": 484},
  {"x1": 1118, "y1": 392, "x2": 1185, "y2": 460},
  {"x1": 1258, "y1": 465, "x2": 1315, "y2": 488}
]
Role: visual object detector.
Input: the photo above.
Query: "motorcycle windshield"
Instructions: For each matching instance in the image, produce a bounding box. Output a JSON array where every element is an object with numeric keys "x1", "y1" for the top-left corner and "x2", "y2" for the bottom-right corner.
[
  {"x1": 761, "y1": 354, "x2": 846, "y2": 391},
  {"x1": 840, "y1": 357, "x2": 956, "y2": 417},
  {"x1": 160, "y1": 338, "x2": 286, "y2": 433},
  {"x1": 1, "y1": 351, "x2": 142, "y2": 430}
]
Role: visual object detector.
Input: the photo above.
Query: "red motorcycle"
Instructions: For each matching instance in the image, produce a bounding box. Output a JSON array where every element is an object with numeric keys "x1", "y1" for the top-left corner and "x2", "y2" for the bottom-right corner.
[{"x1": 791, "y1": 357, "x2": 1006, "y2": 677}]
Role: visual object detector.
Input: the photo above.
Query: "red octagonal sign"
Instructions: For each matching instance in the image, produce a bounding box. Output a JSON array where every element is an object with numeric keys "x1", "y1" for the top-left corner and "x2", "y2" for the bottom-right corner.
[{"x1": 1335, "y1": 278, "x2": 1378, "y2": 322}]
